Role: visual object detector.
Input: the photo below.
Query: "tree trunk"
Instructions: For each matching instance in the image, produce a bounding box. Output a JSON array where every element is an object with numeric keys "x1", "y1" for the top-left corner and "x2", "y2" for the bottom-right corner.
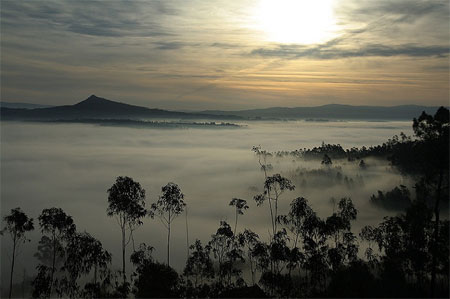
[
  {"x1": 122, "y1": 225, "x2": 126, "y2": 284},
  {"x1": 167, "y1": 222, "x2": 171, "y2": 267},
  {"x1": 185, "y1": 208, "x2": 189, "y2": 260},
  {"x1": 9, "y1": 235, "x2": 17, "y2": 298},
  {"x1": 50, "y1": 233, "x2": 57, "y2": 297},
  {"x1": 94, "y1": 264, "x2": 98, "y2": 285},
  {"x1": 234, "y1": 209, "x2": 238, "y2": 236},
  {"x1": 430, "y1": 170, "x2": 443, "y2": 298}
]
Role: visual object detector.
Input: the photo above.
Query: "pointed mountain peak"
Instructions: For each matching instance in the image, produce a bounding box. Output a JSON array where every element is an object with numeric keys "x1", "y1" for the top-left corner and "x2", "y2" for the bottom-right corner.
[
  {"x1": 87, "y1": 94, "x2": 100, "y2": 100},
  {"x1": 84, "y1": 94, "x2": 108, "y2": 102},
  {"x1": 74, "y1": 95, "x2": 112, "y2": 107}
]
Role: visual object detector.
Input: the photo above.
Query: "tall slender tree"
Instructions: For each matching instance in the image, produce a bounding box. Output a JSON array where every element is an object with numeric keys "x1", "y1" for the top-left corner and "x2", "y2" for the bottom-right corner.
[
  {"x1": 107, "y1": 176, "x2": 147, "y2": 285},
  {"x1": 1, "y1": 208, "x2": 34, "y2": 298},
  {"x1": 229, "y1": 198, "x2": 249, "y2": 235},
  {"x1": 254, "y1": 174, "x2": 295, "y2": 237},
  {"x1": 151, "y1": 182, "x2": 186, "y2": 267},
  {"x1": 37, "y1": 207, "x2": 76, "y2": 297}
]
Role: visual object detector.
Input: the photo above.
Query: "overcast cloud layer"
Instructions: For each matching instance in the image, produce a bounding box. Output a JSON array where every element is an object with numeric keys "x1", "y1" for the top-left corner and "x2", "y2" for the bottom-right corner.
[{"x1": 1, "y1": 0, "x2": 448, "y2": 109}]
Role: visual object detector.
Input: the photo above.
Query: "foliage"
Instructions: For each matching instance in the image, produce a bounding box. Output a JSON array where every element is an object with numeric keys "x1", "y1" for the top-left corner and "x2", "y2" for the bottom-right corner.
[
  {"x1": 131, "y1": 243, "x2": 180, "y2": 298},
  {"x1": 107, "y1": 176, "x2": 147, "y2": 283},
  {"x1": 183, "y1": 240, "x2": 214, "y2": 290},
  {"x1": 370, "y1": 185, "x2": 412, "y2": 210},
  {"x1": 33, "y1": 208, "x2": 76, "y2": 298},
  {"x1": 1, "y1": 207, "x2": 34, "y2": 298},
  {"x1": 107, "y1": 176, "x2": 147, "y2": 228},
  {"x1": 151, "y1": 182, "x2": 186, "y2": 266}
]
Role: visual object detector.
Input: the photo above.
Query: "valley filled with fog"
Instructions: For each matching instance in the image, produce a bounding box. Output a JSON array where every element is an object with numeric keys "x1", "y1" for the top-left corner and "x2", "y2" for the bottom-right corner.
[{"x1": 1, "y1": 120, "x2": 414, "y2": 285}]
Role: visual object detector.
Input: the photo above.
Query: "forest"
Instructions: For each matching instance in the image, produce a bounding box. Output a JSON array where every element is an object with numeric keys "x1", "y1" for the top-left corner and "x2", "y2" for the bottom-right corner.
[{"x1": 2, "y1": 107, "x2": 449, "y2": 298}]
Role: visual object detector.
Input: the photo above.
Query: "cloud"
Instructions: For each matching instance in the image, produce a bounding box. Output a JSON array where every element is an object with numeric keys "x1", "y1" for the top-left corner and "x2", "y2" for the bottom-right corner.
[
  {"x1": 250, "y1": 42, "x2": 449, "y2": 60},
  {"x1": 154, "y1": 41, "x2": 186, "y2": 50},
  {"x1": 349, "y1": 0, "x2": 448, "y2": 23},
  {"x1": 1, "y1": 0, "x2": 174, "y2": 38}
]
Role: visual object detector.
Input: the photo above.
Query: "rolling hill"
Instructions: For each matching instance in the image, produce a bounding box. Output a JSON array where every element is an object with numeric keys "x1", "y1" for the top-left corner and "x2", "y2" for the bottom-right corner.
[{"x1": 199, "y1": 104, "x2": 441, "y2": 120}]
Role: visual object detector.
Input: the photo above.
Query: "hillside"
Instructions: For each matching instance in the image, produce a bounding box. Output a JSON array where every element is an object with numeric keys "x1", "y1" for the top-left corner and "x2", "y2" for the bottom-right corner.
[
  {"x1": 0, "y1": 95, "x2": 241, "y2": 120},
  {"x1": 200, "y1": 104, "x2": 441, "y2": 120}
]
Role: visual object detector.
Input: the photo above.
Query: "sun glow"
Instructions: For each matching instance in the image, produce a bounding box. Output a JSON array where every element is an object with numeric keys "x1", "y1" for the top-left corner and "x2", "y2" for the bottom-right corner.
[{"x1": 254, "y1": 0, "x2": 337, "y2": 44}]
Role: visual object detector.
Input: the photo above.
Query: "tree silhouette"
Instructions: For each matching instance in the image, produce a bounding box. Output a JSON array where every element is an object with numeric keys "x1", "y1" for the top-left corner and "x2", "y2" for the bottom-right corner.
[
  {"x1": 239, "y1": 229, "x2": 260, "y2": 285},
  {"x1": 321, "y1": 154, "x2": 332, "y2": 165},
  {"x1": 208, "y1": 220, "x2": 245, "y2": 288},
  {"x1": 34, "y1": 207, "x2": 76, "y2": 297},
  {"x1": 412, "y1": 107, "x2": 449, "y2": 298},
  {"x1": 229, "y1": 198, "x2": 249, "y2": 235},
  {"x1": 1, "y1": 207, "x2": 34, "y2": 298},
  {"x1": 60, "y1": 232, "x2": 111, "y2": 297},
  {"x1": 254, "y1": 174, "x2": 295, "y2": 237},
  {"x1": 107, "y1": 176, "x2": 147, "y2": 285},
  {"x1": 151, "y1": 182, "x2": 186, "y2": 267},
  {"x1": 131, "y1": 243, "x2": 180, "y2": 298},
  {"x1": 183, "y1": 239, "x2": 214, "y2": 295},
  {"x1": 325, "y1": 198, "x2": 358, "y2": 271}
]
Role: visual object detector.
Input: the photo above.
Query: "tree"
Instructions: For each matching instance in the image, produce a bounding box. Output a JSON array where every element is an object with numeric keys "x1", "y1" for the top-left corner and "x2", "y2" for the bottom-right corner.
[
  {"x1": 107, "y1": 176, "x2": 147, "y2": 285},
  {"x1": 321, "y1": 154, "x2": 332, "y2": 165},
  {"x1": 60, "y1": 232, "x2": 111, "y2": 297},
  {"x1": 239, "y1": 229, "x2": 260, "y2": 285},
  {"x1": 325, "y1": 198, "x2": 358, "y2": 271},
  {"x1": 412, "y1": 107, "x2": 449, "y2": 298},
  {"x1": 151, "y1": 182, "x2": 186, "y2": 267},
  {"x1": 389, "y1": 107, "x2": 449, "y2": 297},
  {"x1": 229, "y1": 198, "x2": 249, "y2": 235},
  {"x1": 131, "y1": 243, "x2": 180, "y2": 298},
  {"x1": 1, "y1": 208, "x2": 34, "y2": 298},
  {"x1": 278, "y1": 197, "x2": 313, "y2": 250},
  {"x1": 183, "y1": 239, "x2": 214, "y2": 292},
  {"x1": 359, "y1": 159, "x2": 366, "y2": 169},
  {"x1": 35, "y1": 207, "x2": 76, "y2": 297},
  {"x1": 254, "y1": 174, "x2": 295, "y2": 237},
  {"x1": 208, "y1": 220, "x2": 245, "y2": 287}
]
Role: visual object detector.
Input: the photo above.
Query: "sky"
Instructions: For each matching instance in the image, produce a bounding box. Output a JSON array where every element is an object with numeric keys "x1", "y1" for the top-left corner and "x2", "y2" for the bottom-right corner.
[{"x1": 1, "y1": 0, "x2": 449, "y2": 110}]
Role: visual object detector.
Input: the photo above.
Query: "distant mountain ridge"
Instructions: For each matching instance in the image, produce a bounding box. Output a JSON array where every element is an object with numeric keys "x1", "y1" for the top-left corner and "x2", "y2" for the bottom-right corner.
[
  {"x1": 199, "y1": 104, "x2": 441, "y2": 120},
  {"x1": 0, "y1": 95, "x2": 241, "y2": 120},
  {"x1": 0, "y1": 101, "x2": 53, "y2": 109},
  {"x1": 0, "y1": 95, "x2": 442, "y2": 121}
]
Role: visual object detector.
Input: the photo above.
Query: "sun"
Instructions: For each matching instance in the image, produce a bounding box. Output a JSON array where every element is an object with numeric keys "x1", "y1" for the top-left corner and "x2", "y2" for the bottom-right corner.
[{"x1": 253, "y1": 0, "x2": 337, "y2": 44}]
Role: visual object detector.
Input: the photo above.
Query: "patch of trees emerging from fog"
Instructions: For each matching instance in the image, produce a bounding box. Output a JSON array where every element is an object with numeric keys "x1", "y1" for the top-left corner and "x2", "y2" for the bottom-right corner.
[
  {"x1": 2, "y1": 107, "x2": 449, "y2": 298},
  {"x1": 42, "y1": 119, "x2": 242, "y2": 129}
]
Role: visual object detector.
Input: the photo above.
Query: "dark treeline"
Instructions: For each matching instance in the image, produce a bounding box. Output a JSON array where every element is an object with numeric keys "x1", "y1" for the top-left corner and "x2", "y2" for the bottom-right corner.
[{"x1": 1, "y1": 107, "x2": 449, "y2": 298}]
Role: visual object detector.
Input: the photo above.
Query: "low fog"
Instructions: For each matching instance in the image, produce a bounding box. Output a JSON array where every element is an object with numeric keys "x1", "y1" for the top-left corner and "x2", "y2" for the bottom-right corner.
[{"x1": 1, "y1": 120, "x2": 413, "y2": 290}]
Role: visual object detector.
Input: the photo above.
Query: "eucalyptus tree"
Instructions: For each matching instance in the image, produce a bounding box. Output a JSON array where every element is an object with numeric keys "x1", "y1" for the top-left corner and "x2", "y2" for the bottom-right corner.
[
  {"x1": 35, "y1": 207, "x2": 76, "y2": 297},
  {"x1": 239, "y1": 229, "x2": 260, "y2": 285},
  {"x1": 151, "y1": 182, "x2": 186, "y2": 267},
  {"x1": 278, "y1": 197, "x2": 313, "y2": 250},
  {"x1": 254, "y1": 174, "x2": 295, "y2": 237},
  {"x1": 1, "y1": 207, "x2": 34, "y2": 298},
  {"x1": 61, "y1": 232, "x2": 112, "y2": 297},
  {"x1": 321, "y1": 154, "x2": 332, "y2": 165},
  {"x1": 208, "y1": 220, "x2": 245, "y2": 287},
  {"x1": 229, "y1": 198, "x2": 249, "y2": 235},
  {"x1": 252, "y1": 145, "x2": 273, "y2": 178},
  {"x1": 107, "y1": 176, "x2": 147, "y2": 284},
  {"x1": 325, "y1": 198, "x2": 358, "y2": 272},
  {"x1": 412, "y1": 107, "x2": 449, "y2": 297},
  {"x1": 183, "y1": 239, "x2": 214, "y2": 291},
  {"x1": 130, "y1": 243, "x2": 180, "y2": 298}
]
